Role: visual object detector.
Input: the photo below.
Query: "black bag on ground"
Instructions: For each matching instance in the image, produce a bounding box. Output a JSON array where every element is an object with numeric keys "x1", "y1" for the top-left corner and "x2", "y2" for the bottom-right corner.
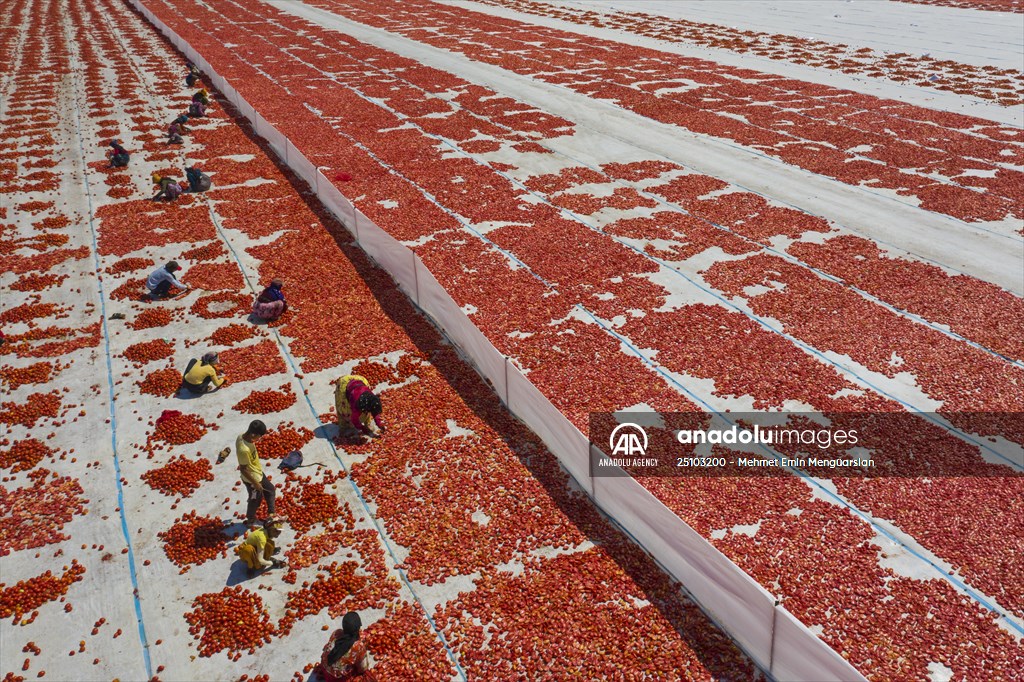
[
  {"x1": 279, "y1": 450, "x2": 326, "y2": 471},
  {"x1": 280, "y1": 450, "x2": 303, "y2": 471}
]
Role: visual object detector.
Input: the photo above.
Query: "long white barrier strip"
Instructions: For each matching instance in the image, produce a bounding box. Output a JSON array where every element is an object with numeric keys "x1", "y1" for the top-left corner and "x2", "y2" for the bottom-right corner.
[
  {"x1": 773, "y1": 606, "x2": 862, "y2": 680},
  {"x1": 286, "y1": 139, "x2": 319, "y2": 192},
  {"x1": 414, "y1": 261, "x2": 508, "y2": 400},
  {"x1": 130, "y1": 4, "x2": 867, "y2": 679},
  {"x1": 354, "y1": 209, "x2": 418, "y2": 300},
  {"x1": 316, "y1": 172, "x2": 357, "y2": 228},
  {"x1": 594, "y1": 464, "x2": 777, "y2": 667},
  {"x1": 505, "y1": 367, "x2": 591, "y2": 488}
]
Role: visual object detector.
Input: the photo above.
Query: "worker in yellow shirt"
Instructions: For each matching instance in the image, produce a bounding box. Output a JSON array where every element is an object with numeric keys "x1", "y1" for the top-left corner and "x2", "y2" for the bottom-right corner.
[
  {"x1": 236, "y1": 420, "x2": 276, "y2": 524},
  {"x1": 179, "y1": 352, "x2": 226, "y2": 395},
  {"x1": 236, "y1": 517, "x2": 286, "y2": 576},
  {"x1": 334, "y1": 374, "x2": 384, "y2": 440}
]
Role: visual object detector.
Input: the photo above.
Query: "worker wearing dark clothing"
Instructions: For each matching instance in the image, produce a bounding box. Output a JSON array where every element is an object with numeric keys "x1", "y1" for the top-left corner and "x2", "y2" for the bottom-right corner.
[
  {"x1": 185, "y1": 63, "x2": 201, "y2": 87},
  {"x1": 108, "y1": 140, "x2": 129, "y2": 167},
  {"x1": 185, "y1": 166, "x2": 212, "y2": 193},
  {"x1": 189, "y1": 89, "x2": 210, "y2": 117}
]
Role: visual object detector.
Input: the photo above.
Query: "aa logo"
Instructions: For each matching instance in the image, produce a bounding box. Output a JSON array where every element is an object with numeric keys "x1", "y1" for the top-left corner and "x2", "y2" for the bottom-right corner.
[{"x1": 609, "y1": 423, "x2": 648, "y2": 457}]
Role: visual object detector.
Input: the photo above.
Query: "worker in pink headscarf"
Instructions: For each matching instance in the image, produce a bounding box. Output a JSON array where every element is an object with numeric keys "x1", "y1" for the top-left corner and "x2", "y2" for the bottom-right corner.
[{"x1": 334, "y1": 375, "x2": 384, "y2": 439}]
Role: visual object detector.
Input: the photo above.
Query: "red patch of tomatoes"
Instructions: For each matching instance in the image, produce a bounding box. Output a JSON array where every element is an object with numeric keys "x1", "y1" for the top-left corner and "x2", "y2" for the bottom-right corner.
[
  {"x1": 0, "y1": 469, "x2": 88, "y2": 556},
  {"x1": 0, "y1": 439, "x2": 55, "y2": 472},
  {"x1": 181, "y1": 242, "x2": 227, "y2": 261},
  {"x1": 0, "y1": 362, "x2": 58, "y2": 389},
  {"x1": 9, "y1": 274, "x2": 68, "y2": 292},
  {"x1": 137, "y1": 367, "x2": 183, "y2": 396},
  {"x1": 362, "y1": 602, "x2": 457, "y2": 680},
  {"x1": 142, "y1": 455, "x2": 215, "y2": 497},
  {"x1": 122, "y1": 339, "x2": 174, "y2": 365},
  {"x1": 158, "y1": 511, "x2": 230, "y2": 571},
  {"x1": 185, "y1": 587, "x2": 276, "y2": 658},
  {"x1": 0, "y1": 392, "x2": 63, "y2": 428},
  {"x1": 216, "y1": 341, "x2": 288, "y2": 383},
  {"x1": 150, "y1": 412, "x2": 212, "y2": 446},
  {"x1": 208, "y1": 323, "x2": 257, "y2": 347},
  {"x1": 129, "y1": 308, "x2": 175, "y2": 331},
  {"x1": 275, "y1": 470, "x2": 351, "y2": 534},
  {"x1": 189, "y1": 292, "x2": 252, "y2": 319},
  {"x1": 253, "y1": 424, "x2": 314, "y2": 460},
  {"x1": 0, "y1": 561, "x2": 86, "y2": 625},
  {"x1": 278, "y1": 560, "x2": 366, "y2": 635},
  {"x1": 232, "y1": 385, "x2": 296, "y2": 414}
]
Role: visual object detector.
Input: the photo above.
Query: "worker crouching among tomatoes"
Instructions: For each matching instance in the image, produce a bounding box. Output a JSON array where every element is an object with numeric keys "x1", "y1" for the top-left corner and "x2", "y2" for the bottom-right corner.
[
  {"x1": 334, "y1": 375, "x2": 384, "y2": 440},
  {"x1": 319, "y1": 611, "x2": 377, "y2": 681},
  {"x1": 179, "y1": 351, "x2": 226, "y2": 395},
  {"x1": 235, "y1": 517, "x2": 286, "y2": 577},
  {"x1": 250, "y1": 278, "x2": 288, "y2": 322}
]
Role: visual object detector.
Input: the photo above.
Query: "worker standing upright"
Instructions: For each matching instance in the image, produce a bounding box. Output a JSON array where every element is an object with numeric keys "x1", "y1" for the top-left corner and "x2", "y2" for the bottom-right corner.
[{"x1": 236, "y1": 419, "x2": 276, "y2": 525}]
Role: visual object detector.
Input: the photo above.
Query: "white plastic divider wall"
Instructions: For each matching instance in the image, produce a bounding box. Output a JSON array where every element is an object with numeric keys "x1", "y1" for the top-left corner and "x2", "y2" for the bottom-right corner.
[{"x1": 129, "y1": 3, "x2": 866, "y2": 679}]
